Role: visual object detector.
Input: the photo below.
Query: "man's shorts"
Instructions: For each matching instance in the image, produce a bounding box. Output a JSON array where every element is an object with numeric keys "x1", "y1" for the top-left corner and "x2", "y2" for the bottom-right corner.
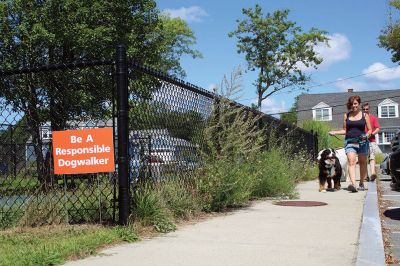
[
  {"x1": 368, "y1": 142, "x2": 382, "y2": 160},
  {"x1": 345, "y1": 141, "x2": 369, "y2": 155}
]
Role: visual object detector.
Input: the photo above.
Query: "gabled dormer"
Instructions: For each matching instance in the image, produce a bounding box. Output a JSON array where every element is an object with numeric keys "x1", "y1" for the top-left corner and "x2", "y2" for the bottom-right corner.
[
  {"x1": 312, "y1": 102, "x2": 332, "y2": 121},
  {"x1": 378, "y1": 98, "x2": 399, "y2": 118}
]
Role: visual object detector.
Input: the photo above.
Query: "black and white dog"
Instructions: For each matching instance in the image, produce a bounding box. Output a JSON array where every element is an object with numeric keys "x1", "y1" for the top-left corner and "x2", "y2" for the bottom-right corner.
[{"x1": 317, "y1": 148, "x2": 344, "y2": 192}]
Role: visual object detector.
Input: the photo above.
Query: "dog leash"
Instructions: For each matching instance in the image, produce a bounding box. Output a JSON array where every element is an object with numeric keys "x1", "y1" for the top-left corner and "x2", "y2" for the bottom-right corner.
[{"x1": 327, "y1": 134, "x2": 342, "y2": 148}]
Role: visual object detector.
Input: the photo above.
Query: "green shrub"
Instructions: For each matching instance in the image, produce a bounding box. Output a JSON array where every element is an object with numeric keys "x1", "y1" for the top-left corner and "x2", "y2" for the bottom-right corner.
[
  {"x1": 251, "y1": 149, "x2": 297, "y2": 198},
  {"x1": 19, "y1": 191, "x2": 67, "y2": 227},
  {"x1": 289, "y1": 151, "x2": 319, "y2": 182},
  {"x1": 156, "y1": 179, "x2": 200, "y2": 220},
  {"x1": 375, "y1": 152, "x2": 385, "y2": 164},
  {"x1": 132, "y1": 184, "x2": 176, "y2": 233},
  {"x1": 301, "y1": 119, "x2": 344, "y2": 150},
  {"x1": 195, "y1": 158, "x2": 255, "y2": 212},
  {"x1": 0, "y1": 210, "x2": 22, "y2": 229}
]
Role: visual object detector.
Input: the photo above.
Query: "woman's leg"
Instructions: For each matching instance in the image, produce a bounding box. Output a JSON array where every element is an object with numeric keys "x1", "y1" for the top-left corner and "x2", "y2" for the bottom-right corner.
[
  {"x1": 347, "y1": 152, "x2": 357, "y2": 186},
  {"x1": 359, "y1": 154, "x2": 368, "y2": 186}
]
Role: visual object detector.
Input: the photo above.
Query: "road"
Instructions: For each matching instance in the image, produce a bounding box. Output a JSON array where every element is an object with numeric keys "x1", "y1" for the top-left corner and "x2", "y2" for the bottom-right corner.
[{"x1": 378, "y1": 174, "x2": 400, "y2": 264}]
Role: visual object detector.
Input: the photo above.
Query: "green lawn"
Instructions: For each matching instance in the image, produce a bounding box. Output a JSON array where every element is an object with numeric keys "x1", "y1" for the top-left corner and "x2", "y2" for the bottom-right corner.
[{"x1": 0, "y1": 225, "x2": 137, "y2": 266}]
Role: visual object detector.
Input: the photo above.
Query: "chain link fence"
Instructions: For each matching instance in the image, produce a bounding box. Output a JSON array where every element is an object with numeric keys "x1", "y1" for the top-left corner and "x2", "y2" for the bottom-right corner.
[
  {"x1": 127, "y1": 61, "x2": 318, "y2": 185},
  {"x1": 0, "y1": 61, "x2": 118, "y2": 228},
  {"x1": 0, "y1": 47, "x2": 318, "y2": 228}
]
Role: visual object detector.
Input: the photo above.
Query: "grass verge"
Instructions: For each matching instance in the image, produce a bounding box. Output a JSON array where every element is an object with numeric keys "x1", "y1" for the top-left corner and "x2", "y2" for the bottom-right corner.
[{"x1": 0, "y1": 225, "x2": 137, "y2": 266}]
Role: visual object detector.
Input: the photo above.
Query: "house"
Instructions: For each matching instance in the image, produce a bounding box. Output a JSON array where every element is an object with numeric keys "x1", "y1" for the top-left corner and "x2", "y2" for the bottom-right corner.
[{"x1": 297, "y1": 89, "x2": 400, "y2": 154}]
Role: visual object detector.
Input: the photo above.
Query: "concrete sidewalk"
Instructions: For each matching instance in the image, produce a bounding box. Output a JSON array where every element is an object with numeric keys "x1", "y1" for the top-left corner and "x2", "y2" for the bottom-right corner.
[{"x1": 64, "y1": 179, "x2": 372, "y2": 266}]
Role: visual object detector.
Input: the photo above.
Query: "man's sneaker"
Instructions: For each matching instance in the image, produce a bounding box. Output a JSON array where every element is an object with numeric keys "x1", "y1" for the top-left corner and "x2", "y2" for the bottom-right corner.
[
  {"x1": 370, "y1": 174, "x2": 378, "y2": 182},
  {"x1": 358, "y1": 184, "x2": 366, "y2": 191},
  {"x1": 348, "y1": 184, "x2": 358, "y2": 193}
]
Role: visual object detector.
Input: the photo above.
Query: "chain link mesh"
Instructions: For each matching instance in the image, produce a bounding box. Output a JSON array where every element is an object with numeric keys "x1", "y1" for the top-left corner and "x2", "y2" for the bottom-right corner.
[
  {"x1": 0, "y1": 63, "x2": 117, "y2": 228},
  {"x1": 127, "y1": 62, "x2": 318, "y2": 185},
  {"x1": 0, "y1": 59, "x2": 317, "y2": 228}
]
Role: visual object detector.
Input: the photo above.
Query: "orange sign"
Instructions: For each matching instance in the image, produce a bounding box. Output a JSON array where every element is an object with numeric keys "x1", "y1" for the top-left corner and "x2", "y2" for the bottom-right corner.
[{"x1": 52, "y1": 128, "x2": 115, "y2": 174}]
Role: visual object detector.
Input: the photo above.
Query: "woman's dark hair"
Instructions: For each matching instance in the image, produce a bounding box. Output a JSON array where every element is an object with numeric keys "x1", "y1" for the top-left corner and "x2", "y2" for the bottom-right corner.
[{"x1": 346, "y1": 95, "x2": 361, "y2": 110}]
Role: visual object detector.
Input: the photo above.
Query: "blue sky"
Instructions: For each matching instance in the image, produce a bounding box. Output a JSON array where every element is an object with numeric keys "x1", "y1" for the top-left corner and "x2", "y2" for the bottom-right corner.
[{"x1": 156, "y1": 0, "x2": 400, "y2": 116}]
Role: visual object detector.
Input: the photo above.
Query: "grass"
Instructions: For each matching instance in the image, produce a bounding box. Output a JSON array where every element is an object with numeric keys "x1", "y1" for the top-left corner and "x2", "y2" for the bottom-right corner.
[
  {"x1": 0, "y1": 225, "x2": 138, "y2": 266},
  {"x1": 0, "y1": 175, "x2": 116, "y2": 228},
  {"x1": 0, "y1": 177, "x2": 40, "y2": 194}
]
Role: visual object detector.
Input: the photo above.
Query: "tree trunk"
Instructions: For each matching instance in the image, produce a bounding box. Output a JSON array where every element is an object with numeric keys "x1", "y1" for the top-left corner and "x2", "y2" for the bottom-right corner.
[
  {"x1": 257, "y1": 93, "x2": 262, "y2": 112},
  {"x1": 26, "y1": 83, "x2": 48, "y2": 189},
  {"x1": 257, "y1": 66, "x2": 264, "y2": 111}
]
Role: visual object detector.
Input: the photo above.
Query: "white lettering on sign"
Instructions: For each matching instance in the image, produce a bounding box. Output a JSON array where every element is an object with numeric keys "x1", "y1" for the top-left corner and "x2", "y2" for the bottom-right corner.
[
  {"x1": 71, "y1": 136, "x2": 82, "y2": 143},
  {"x1": 86, "y1": 134, "x2": 94, "y2": 142},
  {"x1": 55, "y1": 145, "x2": 111, "y2": 156},
  {"x1": 58, "y1": 157, "x2": 110, "y2": 168}
]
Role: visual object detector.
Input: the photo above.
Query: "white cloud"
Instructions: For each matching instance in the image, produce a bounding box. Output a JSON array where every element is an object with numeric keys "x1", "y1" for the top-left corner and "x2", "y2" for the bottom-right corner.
[
  {"x1": 334, "y1": 79, "x2": 368, "y2": 92},
  {"x1": 254, "y1": 98, "x2": 287, "y2": 116},
  {"x1": 334, "y1": 77, "x2": 397, "y2": 92},
  {"x1": 207, "y1": 83, "x2": 217, "y2": 92},
  {"x1": 163, "y1": 6, "x2": 208, "y2": 22},
  {"x1": 298, "y1": 33, "x2": 351, "y2": 71},
  {"x1": 362, "y1": 62, "x2": 400, "y2": 81},
  {"x1": 315, "y1": 33, "x2": 351, "y2": 68}
]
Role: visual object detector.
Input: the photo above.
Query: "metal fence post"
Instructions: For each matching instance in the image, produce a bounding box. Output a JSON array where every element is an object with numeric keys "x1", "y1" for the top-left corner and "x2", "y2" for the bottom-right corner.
[
  {"x1": 314, "y1": 132, "x2": 319, "y2": 160},
  {"x1": 116, "y1": 45, "x2": 130, "y2": 225}
]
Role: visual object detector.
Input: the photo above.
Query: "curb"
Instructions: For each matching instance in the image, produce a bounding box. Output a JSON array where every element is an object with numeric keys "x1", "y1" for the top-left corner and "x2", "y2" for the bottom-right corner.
[{"x1": 356, "y1": 181, "x2": 385, "y2": 266}]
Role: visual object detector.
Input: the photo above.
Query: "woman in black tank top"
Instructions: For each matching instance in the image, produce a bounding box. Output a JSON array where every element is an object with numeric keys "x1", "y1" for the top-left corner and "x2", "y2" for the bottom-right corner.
[{"x1": 329, "y1": 95, "x2": 372, "y2": 192}]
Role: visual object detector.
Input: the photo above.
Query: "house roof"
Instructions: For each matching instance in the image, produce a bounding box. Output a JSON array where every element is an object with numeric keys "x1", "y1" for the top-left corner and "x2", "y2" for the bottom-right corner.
[
  {"x1": 297, "y1": 89, "x2": 400, "y2": 129},
  {"x1": 298, "y1": 89, "x2": 400, "y2": 110}
]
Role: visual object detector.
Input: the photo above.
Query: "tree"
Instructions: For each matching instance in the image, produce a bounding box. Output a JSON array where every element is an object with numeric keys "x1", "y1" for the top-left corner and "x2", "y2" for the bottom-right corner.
[
  {"x1": 280, "y1": 95, "x2": 300, "y2": 124},
  {"x1": 229, "y1": 5, "x2": 328, "y2": 110},
  {"x1": 0, "y1": 0, "x2": 200, "y2": 75},
  {"x1": 379, "y1": 0, "x2": 400, "y2": 62},
  {"x1": 0, "y1": 0, "x2": 201, "y2": 186}
]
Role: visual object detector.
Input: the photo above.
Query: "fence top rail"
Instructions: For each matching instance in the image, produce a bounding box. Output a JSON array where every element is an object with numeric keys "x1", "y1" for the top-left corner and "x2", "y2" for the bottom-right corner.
[
  {"x1": 129, "y1": 59, "x2": 315, "y2": 137},
  {"x1": 0, "y1": 57, "x2": 315, "y2": 138},
  {"x1": 129, "y1": 60, "x2": 218, "y2": 99},
  {"x1": 0, "y1": 59, "x2": 114, "y2": 77}
]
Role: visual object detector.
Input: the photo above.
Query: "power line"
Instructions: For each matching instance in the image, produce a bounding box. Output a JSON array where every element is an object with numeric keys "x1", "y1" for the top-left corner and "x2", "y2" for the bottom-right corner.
[
  {"x1": 240, "y1": 64, "x2": 400, "y2": 103},
  {"x1": 266, "y1": 94, "x2": 400, "y2": 116}
]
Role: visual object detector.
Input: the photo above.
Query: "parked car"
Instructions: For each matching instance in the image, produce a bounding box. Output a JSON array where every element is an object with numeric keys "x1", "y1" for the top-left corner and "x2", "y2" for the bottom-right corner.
[
  {"x1": 389, "y1": 129, "x2": 400, "y2": 190},
  {"x1": 128, "y1": 133, "x2": 199, "y2": 182},
  {"x1": 380, "y1": 155, "x2": 390, "y2": 175}
]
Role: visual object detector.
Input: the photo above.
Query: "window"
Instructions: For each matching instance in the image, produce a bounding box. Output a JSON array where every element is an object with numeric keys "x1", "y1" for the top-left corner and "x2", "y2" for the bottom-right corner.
[
  {"x1": 378, "y1": 99, "x2": 399, "y2": 118},
  {"x1": 41, "y1": 128, "x2": 52, "y2": 140},
  {"x1": 315, "y1": 108, "x2": 330, "y2": 121},
  {"x1": 377, "y1": 131, "x2": 396, "y2": 144},
  {"x1": 381, "y1": 105, "x2": 396, "y2": 118},
  {"x1": 312, "y1": 102, "x2": 332, "y2": 121}
]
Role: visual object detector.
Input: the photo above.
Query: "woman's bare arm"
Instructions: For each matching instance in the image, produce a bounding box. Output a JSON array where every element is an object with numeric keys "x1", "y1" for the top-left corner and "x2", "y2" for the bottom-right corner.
[{"x1": 329, "y1": 113, "x2": 346, "y2": 136}]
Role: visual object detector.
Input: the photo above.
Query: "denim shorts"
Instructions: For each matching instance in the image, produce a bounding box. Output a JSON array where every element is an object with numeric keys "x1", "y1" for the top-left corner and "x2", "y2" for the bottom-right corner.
[{"x1": 345, "y1": 141, "x2": 369, "y2": 155}]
